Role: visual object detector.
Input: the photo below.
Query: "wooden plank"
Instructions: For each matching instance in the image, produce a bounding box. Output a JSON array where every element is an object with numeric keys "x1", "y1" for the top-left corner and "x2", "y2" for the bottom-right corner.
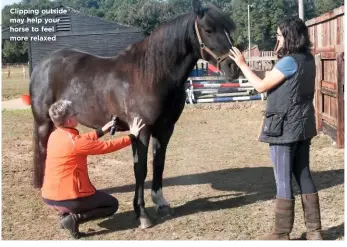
[
  {"x1": 330, "y1": 97, "x2": 337, "y2": 119},
  {"x1": 321, "y1": 52, "x2": 337, "y2": 59},
  {"x1": 312, "y1": 45, "x2": 344, "y2": 54},
  {"x1": 321, "y1": 112, "x2": 337, "y2": 126},
  {"x1": 336, "y1": 52, "x2": 344, "y2": 148},
  {"x1": 330, "y1": 18, "x2": 336, "y2": 47},
  {"x1": 321, "y1": 80, "x2": 336, "y2": 90},
  {"x1": 315, "y1": 54, "x2": 323, "y2": 131},
  {"x1": 322, "y1": 21, "x2": 327, "y2": 47},
  {"x1": 337, "y1": 16, "x2": 344, "y2": 46},
  {"x1": 328, "y1": 20, "x2": 333, "y2": 46},
  {"x1": 322, "y1": 121, "x2": 337, "y2": 142},
  {"x1": 187, "y1": 76, "x2": 241, "y2": 81},
  {"x1": 305, "y1": 5, "x2": 344, "y2": 27},
  {"x1": 336, "y1": 16, "x2": 341, "y2": 45},
  {"x1": 323, "y1": 60, "x2": 336, "y2": 82},
  {"x1": 246, "y1": 56, "x2": 277, "y2": 61},
  {"x1": 323, "y1": 94, "x2": 331, "y2": 116},
  {"x1": 317, "y1": 25, "x2": 322, "y2": 48},
  {"x1": 321, "y1": 87, "x2": 337, "y2": 97},
  {"x1": 312, "y1": 24, "x2": 317, "y2": 51},
  {"x1": 312, "y1": 45, "x2": 335, "y2": 54}
]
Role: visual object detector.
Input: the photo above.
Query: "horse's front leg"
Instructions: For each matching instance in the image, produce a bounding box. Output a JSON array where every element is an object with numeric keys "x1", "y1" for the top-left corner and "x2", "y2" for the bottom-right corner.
[
  {"x1": 151, "y1": 124, "x2": 175, "y2": 217},
  {"x1": 132, "y1": 128, "x2": 152, "y2": 229}
]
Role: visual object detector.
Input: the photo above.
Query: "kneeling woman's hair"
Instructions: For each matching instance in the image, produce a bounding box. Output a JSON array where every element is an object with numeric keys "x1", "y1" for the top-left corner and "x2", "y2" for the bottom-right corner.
[
  {"x1": 48, "y1": 100, "x2": 76, "y2": 127},
  {"x1": 276, "y1": 17, "x2": 312, "y2": 58}
]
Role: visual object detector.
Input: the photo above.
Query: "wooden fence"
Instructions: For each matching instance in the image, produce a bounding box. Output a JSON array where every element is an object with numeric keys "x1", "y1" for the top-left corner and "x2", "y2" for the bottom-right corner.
[
  {"x1": 315, "y1": 52, "x2": 344, "y2": 148},
  {"x1": 2, "y1": 64, "x2": 29, "y2": 79},
  {"x1": 307, "y1": 5, "x2": 344, "y2": 148},
  {"x1": 242, "y1": 47, "x2": 277, "y2": 71},
  {"x1": 246, "y1": 55, "x2": 277, "y2": 71},
  {"x1": 307, "y1": 6, "x2": 344, "y2": 55}
]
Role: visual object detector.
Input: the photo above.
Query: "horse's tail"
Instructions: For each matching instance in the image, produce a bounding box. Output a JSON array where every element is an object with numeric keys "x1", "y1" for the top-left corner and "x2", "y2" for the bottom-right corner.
[
  {"x1": 33, "y1": 121, "x2": 42, "y2": 188},
  {"x1": 32, "y1": 115, "x2": 54, "y2": 188},
  {"x1": 30, "y1": 62, "x2": 54, "y2": 188}
]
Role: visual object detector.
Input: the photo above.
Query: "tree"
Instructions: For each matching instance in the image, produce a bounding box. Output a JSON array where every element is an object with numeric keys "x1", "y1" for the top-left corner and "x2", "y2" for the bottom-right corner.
[
  {"x1": 229, "y1": 0, "x2": 285, "y2": 50},
  {"x1": 315, "y1": 0, "x2": 344, "y2": 16},
  {"x1": 2, "y1": 41, "x2": 28, "y2": 63},
  {"x1": 2, "y1": 0, "x2": 345, "y2": 63}
]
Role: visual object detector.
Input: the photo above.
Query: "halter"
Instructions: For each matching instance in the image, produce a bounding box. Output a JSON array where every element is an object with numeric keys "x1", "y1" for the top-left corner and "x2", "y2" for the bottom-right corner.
[{"x1": 194, "y1": 19, "x2": 233, "y2": 70}]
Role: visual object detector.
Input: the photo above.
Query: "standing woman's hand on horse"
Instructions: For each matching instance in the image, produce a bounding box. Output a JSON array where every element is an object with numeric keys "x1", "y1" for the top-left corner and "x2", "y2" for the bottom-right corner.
[
  {"x1": 129, "y1": 117, "x2": 146, "y2": 138},
  {"x1": 228, "y1": 47, "x2": 247, "y2": 68},
  {"x1": 228, "y1": 46, "x2": 285, "y2": 93}
]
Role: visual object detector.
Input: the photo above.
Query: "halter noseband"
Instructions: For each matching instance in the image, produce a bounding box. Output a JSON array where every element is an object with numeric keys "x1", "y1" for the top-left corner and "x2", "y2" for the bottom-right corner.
[{"x1": 194, "y1": 19, "x2": 233, "y2": 70}]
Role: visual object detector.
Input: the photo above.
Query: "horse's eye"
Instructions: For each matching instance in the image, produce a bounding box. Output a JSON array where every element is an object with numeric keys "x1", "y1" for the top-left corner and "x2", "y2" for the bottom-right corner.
[{"x1": 205, "y1": 29, "x2": 212, "y2": 34}]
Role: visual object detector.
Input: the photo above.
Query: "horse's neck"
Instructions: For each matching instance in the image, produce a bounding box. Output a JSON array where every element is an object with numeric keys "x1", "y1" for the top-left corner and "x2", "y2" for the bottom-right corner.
[{"x1": 138, "y1": 14, "x2": 200, "y2": 87}]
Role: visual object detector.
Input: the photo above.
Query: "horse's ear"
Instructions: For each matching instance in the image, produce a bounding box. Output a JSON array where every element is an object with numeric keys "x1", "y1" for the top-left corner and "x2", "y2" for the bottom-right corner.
[{"x1": 192, "y1": 0, "x2": 204, "y2": 18}]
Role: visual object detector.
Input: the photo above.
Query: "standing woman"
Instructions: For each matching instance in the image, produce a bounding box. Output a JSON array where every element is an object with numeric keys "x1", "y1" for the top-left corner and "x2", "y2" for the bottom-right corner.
[{"x1": 229, "y1": 17, "x2": 322, "y2": 240}]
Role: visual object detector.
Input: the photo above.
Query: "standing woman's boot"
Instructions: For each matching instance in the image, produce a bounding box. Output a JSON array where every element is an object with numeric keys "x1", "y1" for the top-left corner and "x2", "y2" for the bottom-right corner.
[
  {"x1": 258, "y1": 197, "x2": 295, "y2": 240},
  {"x1": 301, "y1": 193, "x2": 323, "y2": 240}
]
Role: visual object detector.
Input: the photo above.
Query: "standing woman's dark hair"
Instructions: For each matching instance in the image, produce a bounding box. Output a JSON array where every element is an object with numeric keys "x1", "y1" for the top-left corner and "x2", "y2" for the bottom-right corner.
[{"x1": 276, "y1": 17, "x2": 312, "y2": 58}]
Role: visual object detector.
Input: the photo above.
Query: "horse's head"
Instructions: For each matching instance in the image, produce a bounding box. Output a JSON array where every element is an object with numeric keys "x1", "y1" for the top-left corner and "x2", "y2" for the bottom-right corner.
[{"x1": 192, "y1": 0, "x2": 240, "y2": 79}]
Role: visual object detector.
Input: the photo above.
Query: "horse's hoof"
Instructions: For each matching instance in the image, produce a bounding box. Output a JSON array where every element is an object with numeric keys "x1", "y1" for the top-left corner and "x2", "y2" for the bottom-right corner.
[
  {"x1": 139, "y1": 216, "x2": 153, "y2": 229},
  {"x1": 156, "y1": 205, "x2": 174, "y2": 218}
]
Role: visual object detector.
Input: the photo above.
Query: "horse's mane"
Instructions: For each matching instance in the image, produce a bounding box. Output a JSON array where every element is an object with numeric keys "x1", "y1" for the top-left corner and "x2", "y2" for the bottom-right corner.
[{"x1": 116, "y1": 4, "x2": 235, "y2": 84}]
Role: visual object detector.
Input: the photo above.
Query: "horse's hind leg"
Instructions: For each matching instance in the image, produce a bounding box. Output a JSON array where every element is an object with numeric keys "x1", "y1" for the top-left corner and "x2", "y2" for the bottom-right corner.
[
  {"x1": 131, "y1": 129, "x2": 152, "y2": 229},
  {"x1": 151, "y1": 125, "x2": 175, "y2": 217},
  {"x1": 33, "y1": 119, "x2": 53, "y2": 188}
]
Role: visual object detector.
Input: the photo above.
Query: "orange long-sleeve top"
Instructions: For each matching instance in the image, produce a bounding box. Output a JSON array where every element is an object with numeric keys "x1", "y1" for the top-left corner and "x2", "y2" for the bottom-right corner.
[{"x1": 41, "y1": 127, "x2": 134, "y2": 201}]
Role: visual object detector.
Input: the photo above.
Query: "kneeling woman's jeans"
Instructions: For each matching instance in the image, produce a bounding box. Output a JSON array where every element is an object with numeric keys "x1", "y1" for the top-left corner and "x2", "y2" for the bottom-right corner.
[
  {"x1": 269, "y1": 139, "x2": 317, "y2": 199},
  {"x1": 43, "y1": 190, "x2": 118, "y2": 221}
]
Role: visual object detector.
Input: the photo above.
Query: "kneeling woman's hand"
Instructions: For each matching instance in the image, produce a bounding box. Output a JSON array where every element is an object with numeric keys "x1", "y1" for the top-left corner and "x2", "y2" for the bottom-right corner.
[
  {"x1": 130, "y1": 117, "x2": 146, "y2": 138},
  {"x1": 101, "y1": 121, "x2": 115, "y2": 133}
]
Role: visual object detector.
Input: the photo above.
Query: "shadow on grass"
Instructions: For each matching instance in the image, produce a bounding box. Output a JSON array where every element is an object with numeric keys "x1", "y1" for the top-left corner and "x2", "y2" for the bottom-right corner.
[
  {"x1": 97, "y1": 167, "x2": 343, "y2": 236},
  {"x1": 292, "y1": 223, "x2": 345, "y2": 240}
]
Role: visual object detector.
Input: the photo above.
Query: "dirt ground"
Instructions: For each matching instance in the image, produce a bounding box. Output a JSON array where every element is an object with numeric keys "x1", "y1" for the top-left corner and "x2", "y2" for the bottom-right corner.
[{"x1": 1, "y1": 101, "x2": 344, "y2": 240}]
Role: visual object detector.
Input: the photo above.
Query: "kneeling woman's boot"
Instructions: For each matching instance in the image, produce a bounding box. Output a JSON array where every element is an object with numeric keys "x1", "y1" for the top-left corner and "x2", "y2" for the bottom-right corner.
[
  {"x1": 301, "y1": 193, "x2": 323, "y2": 240},
  {"x1": 60, "y1": 206, "x2": 117, "y2": 239},
  {"x1": 60, "y1": 214, "x2": 86, "y2": 239},
  {"x1": 258, "y1": 197, "x2": 295, "y2": 240}
]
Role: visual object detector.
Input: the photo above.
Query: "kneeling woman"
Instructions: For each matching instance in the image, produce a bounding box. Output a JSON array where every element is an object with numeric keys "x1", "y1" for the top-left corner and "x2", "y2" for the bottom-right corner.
[{"x1": 41, "y1": 100, "x2": 145, "y2": 239}]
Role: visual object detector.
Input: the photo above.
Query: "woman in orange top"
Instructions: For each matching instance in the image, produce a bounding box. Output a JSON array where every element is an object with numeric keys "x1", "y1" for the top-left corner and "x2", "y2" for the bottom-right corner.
[{"x1": 42, "y1": 100, "x2": 145, "y2": 239}]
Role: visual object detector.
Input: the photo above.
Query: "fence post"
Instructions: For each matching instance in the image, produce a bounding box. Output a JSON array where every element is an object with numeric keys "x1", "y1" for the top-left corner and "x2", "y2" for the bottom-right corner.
[
  {"x1": 336, "y1": 52, "x2": 344, "y2": 148},
  {"x1": 7, "y1": 66, "x2": 11, "y2": 78},
  {"x1": 23, "y1": 65, "x2": 27, "y2": 78},
  {"x1": 314, "y1": 53, "x2": 322, "y2": 132}
]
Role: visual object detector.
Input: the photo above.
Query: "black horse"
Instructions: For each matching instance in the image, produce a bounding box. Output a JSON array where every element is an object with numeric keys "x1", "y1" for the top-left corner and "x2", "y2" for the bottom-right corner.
[{"x1": 30, "y1": 0, "x2": 240, "y2": 229}]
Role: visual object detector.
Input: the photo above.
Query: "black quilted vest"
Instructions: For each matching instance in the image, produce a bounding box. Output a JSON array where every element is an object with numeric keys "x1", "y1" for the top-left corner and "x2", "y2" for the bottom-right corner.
[{"x1": 258, "y1": 53, "x2": 317, "y2": 144}]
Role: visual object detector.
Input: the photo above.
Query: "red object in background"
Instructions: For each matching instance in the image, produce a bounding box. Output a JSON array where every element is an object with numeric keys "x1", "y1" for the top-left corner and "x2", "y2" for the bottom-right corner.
[
  {"x1": 207, "y1": 64, "x2": 220, "y2": 75},
  {"x1": 21, "y1": 94, "x2": 31, "y2": 105}
]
